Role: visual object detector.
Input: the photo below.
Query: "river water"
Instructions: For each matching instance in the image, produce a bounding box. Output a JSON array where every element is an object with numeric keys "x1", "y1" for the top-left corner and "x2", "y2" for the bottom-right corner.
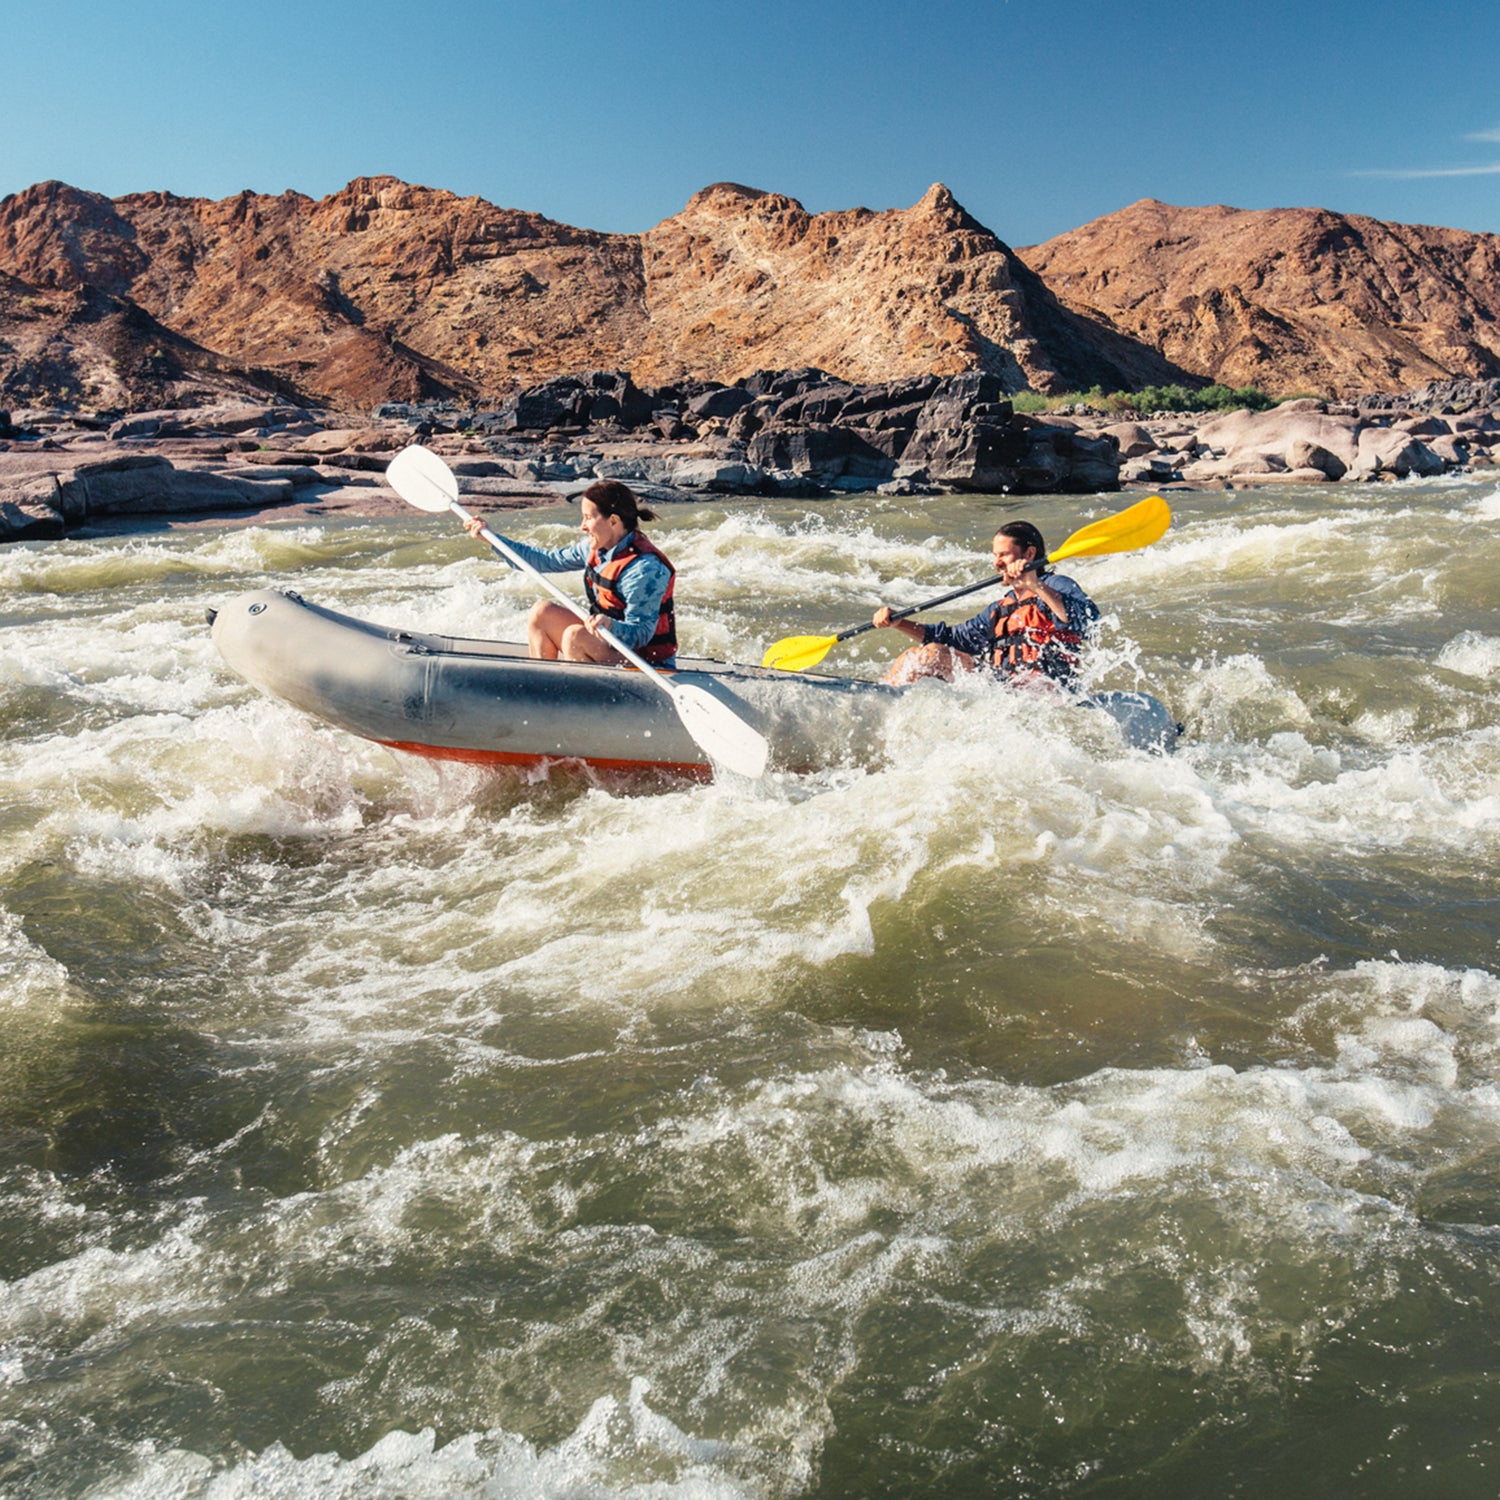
[{"x1": 1, "y1": 476, "x2": 1498, "y2": 1497}]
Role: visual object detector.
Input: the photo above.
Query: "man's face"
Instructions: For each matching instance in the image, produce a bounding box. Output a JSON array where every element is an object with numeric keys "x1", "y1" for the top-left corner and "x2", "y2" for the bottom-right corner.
[{"x1": 992, "y1": 533, "x2": 1036, "y2": 580}]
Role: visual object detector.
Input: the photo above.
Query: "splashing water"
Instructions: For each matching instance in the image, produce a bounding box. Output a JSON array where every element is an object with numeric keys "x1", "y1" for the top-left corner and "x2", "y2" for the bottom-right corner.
[{"x1": 2, "y1": 480, "x2": 1498, "y2": 1497}]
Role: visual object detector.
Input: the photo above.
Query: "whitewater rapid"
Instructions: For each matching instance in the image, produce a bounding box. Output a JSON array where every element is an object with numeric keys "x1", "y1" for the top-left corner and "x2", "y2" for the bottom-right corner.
[{"x1": 2, "y1": 479, "x2": 1498, "y2": 1496}]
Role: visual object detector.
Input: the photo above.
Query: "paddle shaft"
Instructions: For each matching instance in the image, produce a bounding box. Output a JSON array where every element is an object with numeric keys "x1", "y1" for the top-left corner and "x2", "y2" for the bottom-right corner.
[{"x1": 833, "y1": 572, "x2": 1005, "y2": 645}]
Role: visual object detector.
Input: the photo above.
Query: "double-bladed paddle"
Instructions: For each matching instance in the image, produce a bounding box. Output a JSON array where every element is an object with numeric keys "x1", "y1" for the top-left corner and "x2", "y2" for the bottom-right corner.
[
  {"x1": 386, "y1": 445, "x2": 770, "y2": 780},
  {"x1": 760, "y1": 494, "x2": 1173, "y2": 673}
]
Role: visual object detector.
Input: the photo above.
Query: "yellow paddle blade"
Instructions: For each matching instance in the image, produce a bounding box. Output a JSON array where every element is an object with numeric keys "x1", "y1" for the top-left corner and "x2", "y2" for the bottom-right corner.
[
  {"x1": 761, "y1": 633, "x2": 839, "y2": 672},
  {"x1": 1049, "y1": 494, "x2": 1171, "y2": 564}
]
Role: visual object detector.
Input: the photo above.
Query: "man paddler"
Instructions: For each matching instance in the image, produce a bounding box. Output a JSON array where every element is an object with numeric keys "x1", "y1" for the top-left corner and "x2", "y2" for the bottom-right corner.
[{"x1": 871, "y1": 520, "x2": 1099, "y2": 687}]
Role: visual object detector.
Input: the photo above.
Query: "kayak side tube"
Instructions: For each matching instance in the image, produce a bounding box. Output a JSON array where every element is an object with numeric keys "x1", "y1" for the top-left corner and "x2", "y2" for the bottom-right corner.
[
  {"x1": 210, "y1": 588, "x2": 895, "y2": 774},
  {"x1": 210, "y1": 588, "x2": 1180, "y2": 773}
]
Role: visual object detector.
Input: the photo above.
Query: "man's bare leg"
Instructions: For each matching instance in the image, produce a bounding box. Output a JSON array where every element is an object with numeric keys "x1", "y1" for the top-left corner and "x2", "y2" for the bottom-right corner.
[{"x1": 881, "y1": 643, "x2": 976, "y2": 686}]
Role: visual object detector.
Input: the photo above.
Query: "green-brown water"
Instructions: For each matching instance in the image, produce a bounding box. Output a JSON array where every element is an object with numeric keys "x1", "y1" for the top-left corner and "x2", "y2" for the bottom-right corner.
[{"x1": 2, "y1": 478, "x2": 1498, "y2": 1496}]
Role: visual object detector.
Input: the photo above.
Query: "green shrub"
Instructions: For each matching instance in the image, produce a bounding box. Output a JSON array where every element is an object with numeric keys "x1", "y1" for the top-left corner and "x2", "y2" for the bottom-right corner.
[
  {"x1": 1008, "y1": 391, "x2": 1055, "y2": 413},
  {"x1": 1010, "y1": 382, "x2": 1279, "y2": 415}
]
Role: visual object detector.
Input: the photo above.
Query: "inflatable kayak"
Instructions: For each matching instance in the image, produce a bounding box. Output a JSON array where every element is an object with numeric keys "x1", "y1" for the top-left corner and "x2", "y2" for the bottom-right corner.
[{"x1": 209, "y1": 588, "x2": 1180, "y2": 776}]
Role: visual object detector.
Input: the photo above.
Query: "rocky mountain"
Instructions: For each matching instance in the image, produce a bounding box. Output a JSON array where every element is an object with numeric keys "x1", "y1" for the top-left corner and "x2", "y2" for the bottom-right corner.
[
  {"x1": 0, "y1": 177, "x2": 1187, "y2": 413},
  {"x1": 1018, "y1": 198, "x2": 1500, "y2": 397},
  {"x1": 5, "y1": 177, "x2": 1500, "y2": 414},
  {"x1": 627, "y1": 182, "x2": 1181, "y2": 394}
]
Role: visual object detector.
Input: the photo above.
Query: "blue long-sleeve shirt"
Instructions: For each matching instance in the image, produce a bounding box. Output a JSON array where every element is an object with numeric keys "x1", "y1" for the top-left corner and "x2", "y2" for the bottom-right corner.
[
  {"x1": 490, "y1": 531, "x2": 674, "y2": 657},
  {"x1": 921, "y1": 572, "x2": 1100, "y2": 681}
]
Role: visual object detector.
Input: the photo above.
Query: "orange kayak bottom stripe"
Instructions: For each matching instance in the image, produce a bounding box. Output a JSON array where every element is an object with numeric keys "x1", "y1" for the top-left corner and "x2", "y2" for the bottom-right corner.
[{"x1": 376, "y1": 738, "x2": 713, "y2": 780}]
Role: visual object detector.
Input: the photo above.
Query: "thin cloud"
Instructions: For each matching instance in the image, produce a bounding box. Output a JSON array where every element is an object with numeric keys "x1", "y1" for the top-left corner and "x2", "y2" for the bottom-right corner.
[
  {"x1": 1351, "y1": 163, "x2": 1500, "y2": 179},
  {"x1": 1353, "y1": 124, "x2": 1500, "y2": 177}
]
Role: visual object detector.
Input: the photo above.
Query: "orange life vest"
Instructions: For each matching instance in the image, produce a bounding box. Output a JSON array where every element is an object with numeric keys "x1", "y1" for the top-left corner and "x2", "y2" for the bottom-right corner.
[
  {"x1": 583, "y1": 531, "x2": 678, "y2": 664},
  {"x1": 985, "y1": 593, "x2": 1084, "y2": 681}
]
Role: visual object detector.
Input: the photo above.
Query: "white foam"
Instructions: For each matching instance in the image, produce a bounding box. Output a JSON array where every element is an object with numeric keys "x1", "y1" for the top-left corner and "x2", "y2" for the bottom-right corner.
[
  {"x1": 1207, "y1": 737, "x2": 1500, "y2": 853},
  {"x1": 1467, "y1": 485, "x2": 1500, "y2": 520},
  {"x1": 85, "y1": 1383, "x2": 758, "y2": 1498},
  {"x1": 0, "y1": 907, "x2": 71, "y2": 1011},
  {"x1": 1174, "y1": 654, "x2": 1315, "y2": 743},
  {"x1": 1435, "y1": 630, "x2": 1500, "y2": 680},
  {"x1": 7, "y1": 951, "x2": 1498, "y2": 1495}
]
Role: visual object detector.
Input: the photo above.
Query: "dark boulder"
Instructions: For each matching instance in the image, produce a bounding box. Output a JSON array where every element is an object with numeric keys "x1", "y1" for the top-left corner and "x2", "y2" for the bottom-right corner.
[
  {"x1": 496, "y1": 371, "x2": 652, "y2": 432},
  {"x1": 905, "y1": 420, "x2": 1028, "y2": 492},
  {"x1": 1009, "y1": 422, "x2": 1121, "y2": 493},
  {"x1": 746, "y1": 422, "x2": 894, "y2": 483},
  {"x1": 1, "y1": 478, "x2": 66, "y2": 539},
  {"x1": 837, "y1": 375, "x2": 943, "y2": 420},
  {"x1": 901, "y1": 376, "x2": 1019, "y2": 489},
  {"x1": 771, "y1": 382, "x2": 861, "y2": 427},
  {"x1": 578, "y1": 370, "x2": 654, "y2": 428},
  {"x1": 740, "y1": 367, "x2": 838, "y2": 400},
  {"x1": 685, "y1": 386, "x2": 755, "y2": 419}
]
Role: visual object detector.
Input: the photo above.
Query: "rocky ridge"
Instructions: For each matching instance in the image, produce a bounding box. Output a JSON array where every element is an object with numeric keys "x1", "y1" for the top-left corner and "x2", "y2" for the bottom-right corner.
[
  {"x1": 1019, "y1": 199, "x2": 1500, "y2": 398},
  {"x1": 8, "y1": 177, "x2": 1500, "y2": 418},
  {"x1": 0, "y1": 177, "x2": 1198, "y2": 415}
]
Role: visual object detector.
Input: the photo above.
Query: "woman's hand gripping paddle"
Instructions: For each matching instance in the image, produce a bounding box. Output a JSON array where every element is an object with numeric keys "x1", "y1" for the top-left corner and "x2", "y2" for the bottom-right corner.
[
  {"x1": 760, "y1": 493, "x2": 1173, "y2": 673},
  {"x1": 387, "y1": 445, "x2": 770, "y2": 779}
]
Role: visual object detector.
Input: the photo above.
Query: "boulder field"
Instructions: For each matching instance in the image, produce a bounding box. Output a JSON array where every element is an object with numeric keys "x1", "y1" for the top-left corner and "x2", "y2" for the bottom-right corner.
[{"x1": 3, "y1": 371, "x2": 1497, "y2": 544}]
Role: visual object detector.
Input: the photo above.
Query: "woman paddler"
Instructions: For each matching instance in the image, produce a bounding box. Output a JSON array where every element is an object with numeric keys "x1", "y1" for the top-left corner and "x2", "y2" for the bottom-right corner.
[
  {"x1": 463, "y1": 479, "x2": 677, "y2": 666},
  {"x1": 871, "y1": 520, "x2": 1099, "y2": 687}
]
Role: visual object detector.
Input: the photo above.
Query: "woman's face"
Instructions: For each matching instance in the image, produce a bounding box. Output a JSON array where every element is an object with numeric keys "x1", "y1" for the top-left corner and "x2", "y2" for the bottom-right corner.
[{"x1": 579, "y1": 499, "x2": 628, "y2": 550}]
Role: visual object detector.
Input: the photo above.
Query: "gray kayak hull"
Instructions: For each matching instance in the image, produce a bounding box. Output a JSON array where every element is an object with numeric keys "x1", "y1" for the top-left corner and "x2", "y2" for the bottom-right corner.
[{"x1": 210, "y1": 588, "x2": 1179, "y2": 775}]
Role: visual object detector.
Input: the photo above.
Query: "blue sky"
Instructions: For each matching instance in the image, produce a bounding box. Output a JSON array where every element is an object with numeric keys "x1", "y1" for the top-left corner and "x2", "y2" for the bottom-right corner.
[{"x1": 7, "y1": 0, "x2": 1500, "y2": 247}]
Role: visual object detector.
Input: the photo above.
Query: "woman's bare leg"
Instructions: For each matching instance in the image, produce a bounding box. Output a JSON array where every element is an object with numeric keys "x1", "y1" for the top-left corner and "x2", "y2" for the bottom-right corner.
[
  {"x1": 526, "y1": 603, "x2": 629, "y2": 664},
  {"x1": 527, "y1": 601, "x2": 575, "y2": 659},
  {"x1": 558, "y1": 622, "x2": 626, "y2": 664}
]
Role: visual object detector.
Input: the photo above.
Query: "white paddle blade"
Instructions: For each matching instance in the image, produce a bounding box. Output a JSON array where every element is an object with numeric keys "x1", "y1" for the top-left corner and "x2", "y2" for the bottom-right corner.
[
  {"x1": 389, "y1": 440, "x2": 769, "y2": 778},
  {"x1": 671, "y1": 684, "x2": 769, "y2": 779},
  {"x1": 387, "y1": 444, "x2": 461, "y2": 512}
]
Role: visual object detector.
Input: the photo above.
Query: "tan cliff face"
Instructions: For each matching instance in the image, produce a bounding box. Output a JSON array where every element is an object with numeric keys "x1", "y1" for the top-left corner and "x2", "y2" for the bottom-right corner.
[
  {"x1": 0, "y1": 176, "x2": 1185, "y2": 411},
  {"x1": 3, "y1": 176, "x2": 1500, "y2": 412},
  {"x1": 0, "y1": 177, "x2": 652, "y2": 409},
  {"x1": 632, "y1": 182, "x2": 1032, "y2": 386},
  {"x1": 1018, "y1": 198, "x2": 1500, "y2": 397}
]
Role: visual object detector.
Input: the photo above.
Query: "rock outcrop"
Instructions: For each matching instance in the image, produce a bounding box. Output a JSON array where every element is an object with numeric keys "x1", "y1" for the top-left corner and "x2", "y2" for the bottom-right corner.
[
  {"x1": 0, "y1": 368, "x2": 1140, "y2": 540},
  {"x1": 12, "y1": 362, "x2": 1500, "y2": 543},
  {"x1": 0, "y1": 177, "x2": 1190, "y2": 414},
  {"x1": 1019, "y1": 199, "x2": 1500, "y2": 398},
  {"x1": 1106, "y1": 395, "x2": 1498, "y2": 487},
  {"x1": 629, "y1": 182, "x2": 1181, "y2": 396},
  {"x1": 11, "y1": 177, "x2": 1500, "y2": 413}
]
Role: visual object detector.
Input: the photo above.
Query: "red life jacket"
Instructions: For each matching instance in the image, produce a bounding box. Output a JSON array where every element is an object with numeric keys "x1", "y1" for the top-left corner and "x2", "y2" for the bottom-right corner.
[
  {"x1": 986, "y1": 592, "x2": 1084, "y2": 681},
  {"x1": 583, "y1": 531, "x2": 678, "y2": 664}
]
